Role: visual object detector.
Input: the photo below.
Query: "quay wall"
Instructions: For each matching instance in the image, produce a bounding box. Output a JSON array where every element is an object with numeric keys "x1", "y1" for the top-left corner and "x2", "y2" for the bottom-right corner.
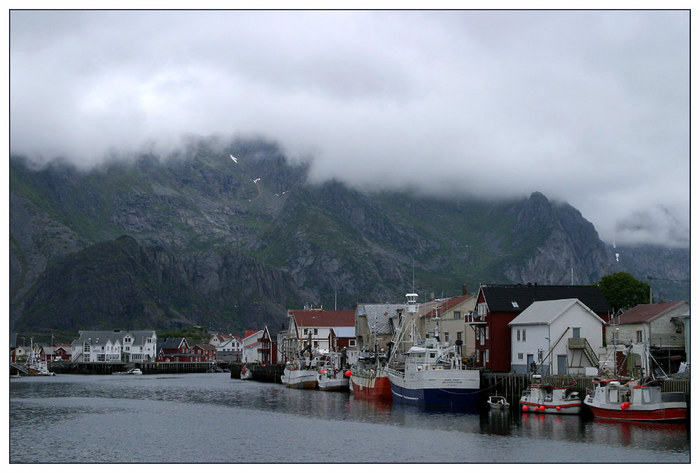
[
  {"x1": 48, "y1": 361, "x2": 217, "y2": 375},
  {"x1": 230, "y1": 362, "x2": 284, "y2": 383}
]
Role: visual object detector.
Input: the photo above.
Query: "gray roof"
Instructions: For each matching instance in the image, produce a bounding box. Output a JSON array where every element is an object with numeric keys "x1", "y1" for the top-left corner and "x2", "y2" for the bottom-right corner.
[
  {"x1": 509, "y1": 298, "x2": 604, "y2": 326},
  {"x1": 72, "y1": 330, "x2": 156, "y2": 346},
  {"x1": 331, "y1": 326, "x2": 355, "y2": 338},
  {"x1": 355, "y1": 304, "x2": 404, "y2": 334}
]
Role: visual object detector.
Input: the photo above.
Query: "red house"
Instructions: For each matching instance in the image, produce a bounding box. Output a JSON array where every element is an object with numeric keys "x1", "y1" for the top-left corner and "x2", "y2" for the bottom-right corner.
[
  {"x1": 467, "y1": 284, "x2": 611, "y2": 372},
  {"x1": 156, "y1": 337, "x2": 191, "y2": 362},
  {"x1": 192, "y1": 344, "x2": 217, "y2": 362},
  {"x1": 256, "y1": 327, "x2": 277, "y2": 364}
]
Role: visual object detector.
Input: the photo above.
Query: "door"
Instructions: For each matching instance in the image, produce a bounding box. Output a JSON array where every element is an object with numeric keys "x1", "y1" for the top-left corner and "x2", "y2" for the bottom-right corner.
[
  {"x1": 527, "y1": 354, "x2": 534, "y2": 373},
  {"x1": 557, "y1": 355, "x2": 568, "y2": 375}
]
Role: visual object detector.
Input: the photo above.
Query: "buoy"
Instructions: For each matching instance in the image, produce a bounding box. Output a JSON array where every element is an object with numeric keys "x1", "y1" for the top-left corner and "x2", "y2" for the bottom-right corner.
[
  {"x1": 539, "y1": 405, "x2": 546, "y2": 412},
  {"x1": 522, "y1": 405, "x2": 529, "y2": 412},
  {"x1": 556, "y1": 406, "x2": 561, "y2": 411},
  {"x1": 320, "y1": 369, "x2": 326, "y2": 374},
  {"x1": 345, "y1": 370, "x2": 352, "y2": 377},
  {"x1": 621, "y1": 402, "x2": 630, "y2": 410}
]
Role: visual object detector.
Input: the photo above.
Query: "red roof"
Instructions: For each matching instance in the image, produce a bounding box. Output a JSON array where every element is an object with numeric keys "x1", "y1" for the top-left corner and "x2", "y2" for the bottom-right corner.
[
  {"x1": 289, "y1": 309, "x2": 356, "y2": 327},
  {"x1": 243, "y1": 330, "x2": 262, "y2": 338},
  {"x1": 612, "y1": 301, "x2": 686, "y2": 324}
]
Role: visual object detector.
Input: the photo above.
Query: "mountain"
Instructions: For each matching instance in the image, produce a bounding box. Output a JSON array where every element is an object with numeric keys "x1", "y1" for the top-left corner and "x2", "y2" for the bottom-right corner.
[{"x1": 9, "y1": 138, "x2": 690, "y2": 340}]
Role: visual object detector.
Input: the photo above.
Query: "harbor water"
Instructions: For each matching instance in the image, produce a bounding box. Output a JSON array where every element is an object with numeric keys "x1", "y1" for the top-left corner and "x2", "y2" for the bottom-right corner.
[{"x1": 9, "y1": 372, "x2": 690, "y2": 463}]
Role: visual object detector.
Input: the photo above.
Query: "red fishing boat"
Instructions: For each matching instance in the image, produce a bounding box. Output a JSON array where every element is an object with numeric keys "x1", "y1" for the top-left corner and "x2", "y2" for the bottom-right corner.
[
  {"x1": 349, "y1": 353, "x2": 392, "y2": 401},
  {"x1": 583, "y1": 378, "x2": 687, "y2": 422}
]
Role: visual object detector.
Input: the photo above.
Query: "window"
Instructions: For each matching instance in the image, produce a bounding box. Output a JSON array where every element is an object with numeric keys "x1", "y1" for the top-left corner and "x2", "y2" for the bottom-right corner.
[
  {"x1": 454, "y1": 311, "x2": 461, "y2": 319},
  {"x1": 485, "y1": 349, "x2": 490, "y2": 363},
  {"x1": 349, "y1": 340, "x2": 356, "y2": 347},
  {"x1": 303, "y1": 328, "x2": 308, "y2": 335},
  {"x1": 518, "y1": 353, "x2": 524, "y2": 360},
  {"x1": 522, "y1": 329, "x2": 526, "y2": 342},
  {"x1": 485, "y1": 326, "x2": 489, "y2": 340},
  {"x1": 511, "y1": 301, "x2": 519, "y2": 308},
  {"x1": 517, "y1": 329, "x2": 521, "y2": 342},
  {"x1": 313, "y1": 328, "x2": 318, "y2": 335},
  {"x1": 636, "y1": 330, "x2": 643, "y2": 343},
  {"x1": 573, "y1": 327, "x2": 581, "y2": 338},
  {"x1": 478, "y1": 303, "x2": 487, "y2": 316}
]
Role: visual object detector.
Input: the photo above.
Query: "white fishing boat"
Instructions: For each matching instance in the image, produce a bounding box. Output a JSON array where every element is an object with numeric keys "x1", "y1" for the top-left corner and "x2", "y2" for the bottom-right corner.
[
  {"x1": 583, "y1": 377, "x2": 687, "y2": 422},
  {"x1": 385, "y1": 293, "x2": 480, "y2": 410},
  {"x1": 281, "y1": 359, "x2": 319, "y2": 389},
  {"x1": 519, "y1": 376, "x2": 582, "y2": 415},
  {"x1": 488, "y1": 395, "x2": 510, "y2": 410}
]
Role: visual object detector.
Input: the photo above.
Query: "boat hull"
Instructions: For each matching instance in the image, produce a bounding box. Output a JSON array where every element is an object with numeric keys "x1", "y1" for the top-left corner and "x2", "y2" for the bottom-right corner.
[
  {"x1": 350, "y1": 372, "x2": 392, "y2": 401},
  {"x1": 318, "y1": 378, "x2": 349, "y2": 392},
  {"x1": 387, "y1": 370, "x2": 480, "y2": 410},
  {"x1": 520, "y1": 400, "x2": 582, "y2": 415},
  {"x1": 281, "y1": 369, "x2": 318, "y2": 389},
  {"x1": 584, "y1": 404, "x2": 687, "y2": 422}
]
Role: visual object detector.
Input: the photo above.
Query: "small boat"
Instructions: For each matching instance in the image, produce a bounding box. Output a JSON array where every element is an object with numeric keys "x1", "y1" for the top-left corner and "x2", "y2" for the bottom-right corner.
[
  {"x1": 488, "y1": 395, "x2": 510, "y2": 410},
  {"x1": 240, "y1": 363, "x2": 254, "y2": 380},
  {"x1": 113, "y1": 368, "x2": 142, "y2": 375},
  {"x1": 281, "y1": 359, "x2": 319, "y2": 389},
  {"x1": 583, "y1": 377, "x2": 687, "y2": 422},
  {"x1": 520, "y1": 376, "x2": 582, "y2": 415}
]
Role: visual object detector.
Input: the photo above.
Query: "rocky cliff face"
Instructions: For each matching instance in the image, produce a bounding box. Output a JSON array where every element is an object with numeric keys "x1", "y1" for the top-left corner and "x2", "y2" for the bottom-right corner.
[{"x1": 9, "y1": 138, "x2": 689, "y2": 338}]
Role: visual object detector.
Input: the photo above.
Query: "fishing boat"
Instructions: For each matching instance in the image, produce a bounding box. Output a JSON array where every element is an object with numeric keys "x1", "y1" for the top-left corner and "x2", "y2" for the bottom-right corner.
[
  {"x1": 385, "y1": 293, "x2": 480, "y2": 409},
  {"x1": 519, "y1": 376, "x2": 582, "y2": 414},
  {"x1": 386, "y1": 337, "x2": 480, "y2": 409},
  {"x1": 583, "y1": 377, "x2": 687, "y2": 422},
  {"x1": 24, "y1": 343, "x2": 55, "y2": 376},
  {"x1": 488, "y1": 395, "x2": 510, "y2": 410},
  {"x1": 349, "y1": 352, "x2": 393, "y2": 400},
  {"x1": 317, "y1": 367, "x2": 350, "y2": 392},
  {"x1": 281, "y1": 358, "x2": 319, "y2": 389}
]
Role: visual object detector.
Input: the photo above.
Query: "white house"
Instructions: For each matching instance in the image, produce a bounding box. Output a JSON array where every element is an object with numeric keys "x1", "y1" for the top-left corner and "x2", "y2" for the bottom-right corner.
[
  {"x1": 242, "y1": 330, "x2": 264, "y2": 363},
  {"x1": 121, "y1": 330, "x2": 157, "y2": 362},
  {"x1": 210, "y1": 333, "x2": 242, "y2": 362},
  {"x1": 71, "y1": 330, "x2": 157, "y2": 363},
  {"x1": 509, "y1": 299, "x2": 605, "y2": 375}
]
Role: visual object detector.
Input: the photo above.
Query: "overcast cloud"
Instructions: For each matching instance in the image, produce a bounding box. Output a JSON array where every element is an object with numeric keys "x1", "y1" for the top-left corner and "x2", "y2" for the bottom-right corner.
[{"x1": 9, "y1": 10, "x2": 690, "y2": 247}]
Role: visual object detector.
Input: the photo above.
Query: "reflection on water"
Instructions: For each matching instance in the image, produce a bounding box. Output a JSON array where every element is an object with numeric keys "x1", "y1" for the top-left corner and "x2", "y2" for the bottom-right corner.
[{"x1": 9, "y1": 373, "x2": 690, "y2": 463}]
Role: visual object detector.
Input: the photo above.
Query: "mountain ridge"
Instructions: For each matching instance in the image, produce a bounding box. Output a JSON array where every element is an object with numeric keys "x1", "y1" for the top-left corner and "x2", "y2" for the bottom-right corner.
[{"x1": 9, "y1": 138, "x2": 689, "y2": 339}]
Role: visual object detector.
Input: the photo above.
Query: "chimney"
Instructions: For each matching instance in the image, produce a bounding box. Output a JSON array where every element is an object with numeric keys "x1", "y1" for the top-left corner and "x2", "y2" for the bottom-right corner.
[{"x1": 462, "y1": 284, "x2": 467, "y2": 296}]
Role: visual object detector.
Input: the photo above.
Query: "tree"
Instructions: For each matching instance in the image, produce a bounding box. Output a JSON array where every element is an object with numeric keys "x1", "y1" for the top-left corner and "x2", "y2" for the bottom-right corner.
[{"x1": 597, "y1": 272, "x2": 650, "y2": 312}]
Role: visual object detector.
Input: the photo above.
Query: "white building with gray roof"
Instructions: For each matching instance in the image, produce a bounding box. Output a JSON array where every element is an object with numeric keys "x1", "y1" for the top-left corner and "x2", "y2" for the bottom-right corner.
[{"x1": 71, "y1": 330, "x2": 157, "y2": 363}]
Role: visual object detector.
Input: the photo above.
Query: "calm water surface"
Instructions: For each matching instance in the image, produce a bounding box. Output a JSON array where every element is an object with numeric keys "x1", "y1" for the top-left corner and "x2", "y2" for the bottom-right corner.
[{"x1": 9, "y1": 373, "x2": 690, "y2": 463}]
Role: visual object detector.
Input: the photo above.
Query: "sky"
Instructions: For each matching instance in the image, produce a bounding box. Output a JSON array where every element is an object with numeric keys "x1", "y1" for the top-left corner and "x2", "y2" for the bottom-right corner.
[{"x1": 8, "y1": 8, "x2": 691, "y2": 248}]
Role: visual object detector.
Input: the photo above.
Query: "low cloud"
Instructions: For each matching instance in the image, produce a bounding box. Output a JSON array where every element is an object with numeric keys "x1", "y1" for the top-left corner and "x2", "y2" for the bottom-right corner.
[{"x1": 9, "y1": 10, "x2": 690, "y2": 247}]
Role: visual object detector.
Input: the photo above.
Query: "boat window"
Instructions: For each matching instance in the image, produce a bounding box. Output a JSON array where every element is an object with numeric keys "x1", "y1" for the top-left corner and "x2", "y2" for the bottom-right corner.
[
  {"x1": 608, "y1": 390, "x2": 619, "y2": 403},
  {"x1": 430, "y1": 352, "x2": 436, "y2": 358}
]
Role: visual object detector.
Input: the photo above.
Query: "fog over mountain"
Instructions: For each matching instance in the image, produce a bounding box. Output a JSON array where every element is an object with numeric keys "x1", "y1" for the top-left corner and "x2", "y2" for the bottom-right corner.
[{"x1": 9, "y1": 10, "x2": 690, "y2": 248}]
